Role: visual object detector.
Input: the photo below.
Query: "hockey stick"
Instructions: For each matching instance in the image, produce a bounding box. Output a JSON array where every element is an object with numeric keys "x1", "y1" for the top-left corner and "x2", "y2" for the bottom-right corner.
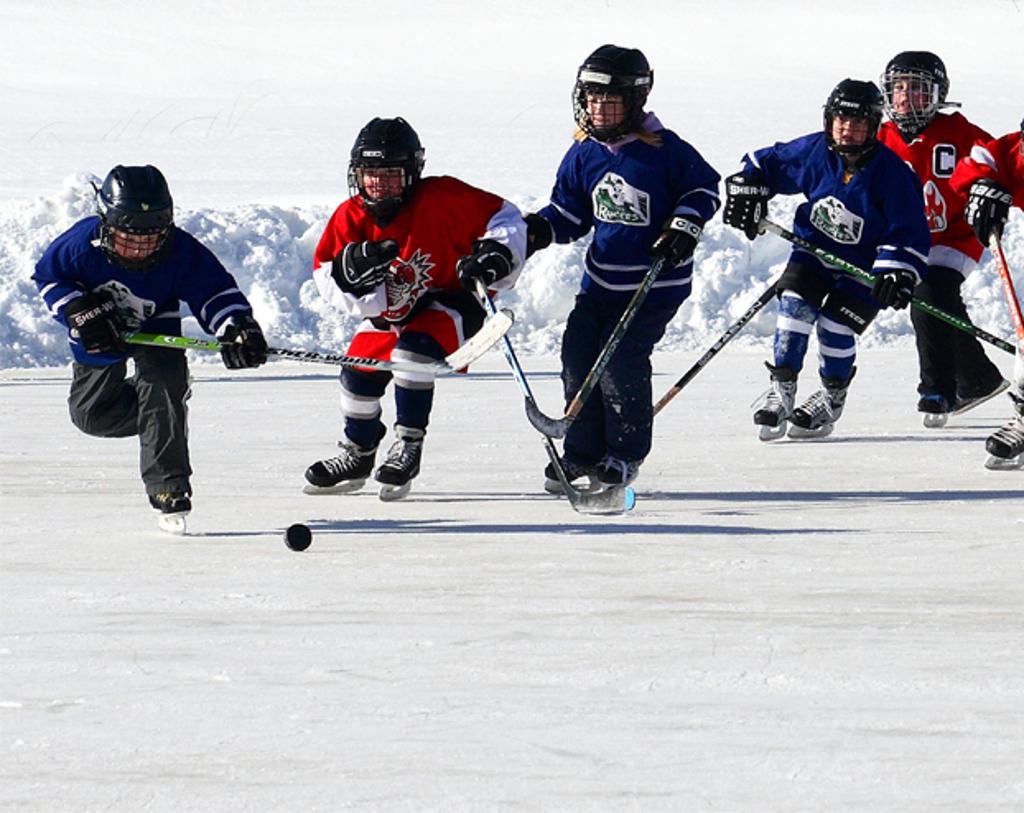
[
  {"x1": 989, "y1": 232, "x2": 1024, "y2": 343},
  {"x1": 760, "y1": 219, "x2": 1017, "y2": 355},
  {"x1": 652, "y1": 280, "x2": 778, "y2": 416},
  {"x1": 124, "y1": 309, "x2": 514, "y2": 375},
  {"x1": 525, "y1": 256, "x2": 669, "y2": 439},
  {"x1": 473, "y1": 281, "x2": 635, "y2": 515}
]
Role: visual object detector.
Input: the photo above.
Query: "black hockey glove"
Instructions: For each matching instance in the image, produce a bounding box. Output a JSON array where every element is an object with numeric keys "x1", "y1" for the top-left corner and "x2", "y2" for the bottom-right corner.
[
  {"x1": 64, "y1": 290, "x2": 126, "y2": 355},
  {"x1": 871, "y1": 269, "x2": 916, "y2": 310},
  {"x1": 524, "y1": 213, "x2": 553, "y2": 259},
  {"x1": 219, "y1": 314, "x2": 268, "y2": 369},
  {"x1": 964, "y1": 179, "x2": 1012, "y2": 243},
  {"x1": 331, "y1": 239, "x2": 400, "y2": 296},
  {"x1": 456, "y1": 239, "x2": 514, "y2": 291},
  {"x1": 650, "y1": 215, "x2": 702, "y2": 265},
  {"x1": 723, "y1": 174, "x2": 772, "y2": 240}
]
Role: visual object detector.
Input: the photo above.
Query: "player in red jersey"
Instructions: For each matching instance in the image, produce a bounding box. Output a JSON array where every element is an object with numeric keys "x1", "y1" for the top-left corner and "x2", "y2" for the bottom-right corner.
[
  {"x1": 878, "y1": 52, "x2": 1007, "y2": 426},
  {"x1": 952, "y1": 118, "x2": 1024, "y2": 466},
  {"x1": 304, "y1": 117, "x2": 527, "y2": 499}
]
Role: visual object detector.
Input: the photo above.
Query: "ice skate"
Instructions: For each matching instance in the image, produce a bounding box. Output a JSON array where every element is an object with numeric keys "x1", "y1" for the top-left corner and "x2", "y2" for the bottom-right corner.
[
  {"x1": 375, "y1": 425, "x2": 424, "y2": 502},
  {"x1": 149, "y1": 492, "x2": 191, "y2": 535},
  {"x1": 753, "y1": 363, "x2": 797, "y2": 441},
  {"x1": 984, "y1": 394, "x2": 1024, "y2": 471},
  {"x1": 543, "y1": 457, "x2": 599, "y2": 495},
  {"x1": 952, "y1": 377, "x2": 1010, "y2": 416},
  {"x1": 303, "y1": 439, "x2": 377, "y2": 495},
  {"x1": 595, "y1": 455, "x2": 641, "y2": 487},
  {"x1": 788, "y1": 370, "x2": 853, "y2": 439},
  {"x1": 918, "y1": 393, "x2": 951, "y2": 429}
]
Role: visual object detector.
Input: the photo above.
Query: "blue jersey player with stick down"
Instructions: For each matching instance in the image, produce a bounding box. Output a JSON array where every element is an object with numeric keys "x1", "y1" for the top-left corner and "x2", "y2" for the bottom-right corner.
[{"x1": 33, "y1": 166, "x2": 268, "y2": 531}]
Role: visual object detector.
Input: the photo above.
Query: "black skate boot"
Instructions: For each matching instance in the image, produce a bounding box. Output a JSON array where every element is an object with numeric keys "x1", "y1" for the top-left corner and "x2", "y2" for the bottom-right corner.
[
  {"x1": 304, "y1": 439, "x2": 379, "y2": 495},
  {"x1": 985, "y1": 391, "x2": 1024, "y2": 470},
  {"x1": 595, "y1": 455, "x2": 641, "y2": 487},
  {"x1": 544, "y1": 457, "x2": 599, "y2": 495},
  {"x1": 789, "y1": 368, "x2": 855, "y2": 439},
  {"x1": 375, "y1": 425, "x2": 424, "y2": 502},
  {"x1": 953, "y1": 376, "x2": 1009, "y2": 416},
  {"x1": 149, "y1": 491, "x2": 191, "y2": 535},
  {"x1": 753, "y1": 363, "x2": 798, "y2": 441}
]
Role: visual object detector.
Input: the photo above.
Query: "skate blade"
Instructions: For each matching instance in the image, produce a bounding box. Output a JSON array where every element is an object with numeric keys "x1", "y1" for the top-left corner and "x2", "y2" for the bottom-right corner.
[
  {"x1": 378, "y1": 482, "x2": 412, "y2": 502},
  {"x1": 757, "y1": 423, "x2": 787, "y2": 442},
  {"x1": 302, "y1": 478, "x2": 367, "y2": 495},
  {"x1": 156, "y1": 513, "x2": 188, "y2": 535},
  {"x1": 985, "y1": 453, "x2": 1023, "y2": 471},
  {"x1": 952, "y1": 379, "x2": 1010, "y2": 416},
  {"x1": 922, "y1": 412, "x2": 949, "y2": 429},
  {"x1": 787, "y1": 423, "x2": 834, "y2": 439}
]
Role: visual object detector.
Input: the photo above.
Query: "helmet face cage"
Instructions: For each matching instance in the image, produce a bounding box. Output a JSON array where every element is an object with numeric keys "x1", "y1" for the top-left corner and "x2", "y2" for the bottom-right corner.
[
  {"x1": 880, "y1": 52, "x2": 949, "y2": 136},
  {"x1": 881, "y1": 68, "x2": 941, "y2": 133},
  {"x1": 823, "y1": 80, "x2": 883, "y2": 159},
  {"x1": 572, "y1": 45, "x2": 652, "y2": 143},
  {"x1": 95, "y1": 165, "x2": 174, "y2": 271},
  {"x1": 347, "y1": 118, "x2": 425, "y2": 223}
]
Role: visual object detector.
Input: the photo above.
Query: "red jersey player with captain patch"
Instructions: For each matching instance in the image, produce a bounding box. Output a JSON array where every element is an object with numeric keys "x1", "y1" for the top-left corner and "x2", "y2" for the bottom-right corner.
[
  {"x1": 305, "y1": 117, "x2": 527, "y2": 500},
  {"x1": 877, "y1": 51, "x2": 1007, "y2": 427}
]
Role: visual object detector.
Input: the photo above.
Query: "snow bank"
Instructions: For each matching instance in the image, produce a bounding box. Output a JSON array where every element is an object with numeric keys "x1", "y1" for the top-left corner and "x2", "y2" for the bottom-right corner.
[{"x1": 1, "y1": 175, "x2": 1021, "y2": 368}]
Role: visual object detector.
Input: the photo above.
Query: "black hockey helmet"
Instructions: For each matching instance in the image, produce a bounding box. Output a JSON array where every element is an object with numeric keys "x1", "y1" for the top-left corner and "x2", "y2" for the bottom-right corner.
[
  {"x1": 348, "y1": 117, "x2": 425, "y2": 224},
  {"x1": 95, "y1": 164, "x2": 174, "y2": 270},
  {"x1": 880, "y1": 51, "x2": 950, "y2": 136},
  {"x1": 823, "y1": 79, "x2": 884, "y2": 158},
  {"x1": 573, "y1": 44, "x2": 653, "y2": 143}
]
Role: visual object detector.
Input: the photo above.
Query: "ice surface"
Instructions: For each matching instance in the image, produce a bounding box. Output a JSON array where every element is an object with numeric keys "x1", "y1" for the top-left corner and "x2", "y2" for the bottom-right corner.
[{"x1": 2, "y1": 1, "x2": 1023, "y2": 808}]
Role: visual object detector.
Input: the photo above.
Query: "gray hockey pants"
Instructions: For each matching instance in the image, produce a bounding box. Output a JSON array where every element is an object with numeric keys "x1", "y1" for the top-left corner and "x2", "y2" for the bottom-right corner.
[{"x1": 68, "y1": 346, "x2": 192, "y2": 497}]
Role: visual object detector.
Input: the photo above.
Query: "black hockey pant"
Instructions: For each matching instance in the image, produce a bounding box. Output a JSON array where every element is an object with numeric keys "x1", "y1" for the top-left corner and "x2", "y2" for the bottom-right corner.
[
  {"x1": 68, "y1": 346, "x2": 192, "y2": 497},
  {"x1": 560, "y1": 293, "x2": 679, "y2": 466},
  {"x1": 911, "y1": 265, "x2": 1002, "y2": 401}
]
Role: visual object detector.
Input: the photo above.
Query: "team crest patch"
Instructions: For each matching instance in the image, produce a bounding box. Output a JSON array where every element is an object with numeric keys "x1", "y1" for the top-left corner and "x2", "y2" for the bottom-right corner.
[
  {"x1": 384, "y1": 248, "x2": 434, "y2": 322},
  {"x1": 923, "y1": 180, "x2": 947, "y2": 232},
  {"x1": 592, "y1": 173, "x2": 650, "y2": 226},
  {"x1": 809, "y1": 196, "x2": 864, "y2": 244},
  {"x1": 98, "y1": 280, "x2": 154, "y2": 331}
]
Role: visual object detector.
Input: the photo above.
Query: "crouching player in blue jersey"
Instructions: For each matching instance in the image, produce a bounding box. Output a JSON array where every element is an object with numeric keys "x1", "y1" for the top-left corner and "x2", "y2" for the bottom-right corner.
[
  {"x1": 526, "y1": 44, "x2": 720, "y2": 490},
  {"x1": 722, "y1": 79, "x2": 931, "y2": 440},
  {"x1": 32, "y1": 166, "x2": 268, "y2": 529}
]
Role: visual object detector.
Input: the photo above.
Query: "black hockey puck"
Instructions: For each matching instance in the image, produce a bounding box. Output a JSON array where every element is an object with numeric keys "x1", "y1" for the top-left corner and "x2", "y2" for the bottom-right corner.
[{"x1": 284, "y1": 523, "x2": 312, "y2": 551}]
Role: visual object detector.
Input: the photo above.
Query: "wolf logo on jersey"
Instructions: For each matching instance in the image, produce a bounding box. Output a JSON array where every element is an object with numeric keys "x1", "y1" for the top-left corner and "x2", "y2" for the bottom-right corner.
[
  {"x1": 592, "y1": 173, "x2": 650, "y2": 226},
  {"x1": 383, "y1": 248, "x2": 435, "y2": 322},
  {"x1": 97, "y1": 280, "x2": 156, "y2": 331},
  {"x1": 810, "y1": 196, "x2": 864, "y2": 244}
]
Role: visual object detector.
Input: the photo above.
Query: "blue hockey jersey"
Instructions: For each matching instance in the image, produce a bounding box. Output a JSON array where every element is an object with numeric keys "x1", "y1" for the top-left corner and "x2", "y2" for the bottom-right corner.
[
  {"x1": 538, "y1": 114, "x2": 720, "y2": 304},
  {"x1": 741, "y1": 133, "x2": 930, "y2": 284},
  {"x1": 33, "y1": 216, "x2": 256, "y2": 366}
]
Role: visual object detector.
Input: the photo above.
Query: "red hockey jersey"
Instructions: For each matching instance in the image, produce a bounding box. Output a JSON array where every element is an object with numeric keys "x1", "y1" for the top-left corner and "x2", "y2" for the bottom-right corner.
[
  {"x1": 951, "y1": 130, "x2": 1024, "y2": 208},
  {"x1": 313, "y1": 175, "x2": 525, "y2": 361},
  {"x1": 878, "y1": 112, "x2": 993, "y2": 272}
]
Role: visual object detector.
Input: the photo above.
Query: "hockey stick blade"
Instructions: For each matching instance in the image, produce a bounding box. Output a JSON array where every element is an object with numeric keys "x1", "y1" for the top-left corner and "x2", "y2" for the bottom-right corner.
[
  {"x1": 445, "y1": 307, "x2": 514, "y2": 369},
  {"x1": 471, "y1": 280, "x2": 634, "y2": 515},
  {"x1": 567, "y1": 478, "x2": 637, "y2": 514},
  {"x1": 525, "y1": 396, "x2": 571, "y2": 439},
  {"x1": 538, "y1": 431, "x2": 634, "y2": 514}
]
